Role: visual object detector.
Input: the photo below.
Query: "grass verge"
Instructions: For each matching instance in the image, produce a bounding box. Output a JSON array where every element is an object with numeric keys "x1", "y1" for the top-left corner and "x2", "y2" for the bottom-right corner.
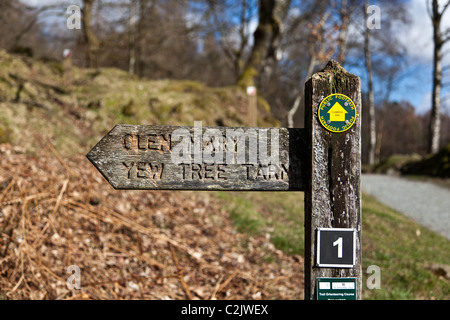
[{"x1": 214, "y1": 191, "x2": 450, "y2": 300}]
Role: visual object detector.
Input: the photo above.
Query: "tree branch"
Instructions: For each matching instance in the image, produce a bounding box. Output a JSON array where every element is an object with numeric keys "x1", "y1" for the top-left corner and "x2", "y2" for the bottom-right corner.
[
  {"x1": 10, "y1": 4, "x2": 62, "y2": 48},
  {"x1": 443, "y1": 28, "x2": 450, "y2": 43},
  {"x1": 426, "y1": 0, "x2": 433, "y2": 19},
  {"x1": 442, "y1": 0, "x2": 450, "y2": 14},
  {"x1": 206, "y1": 0, "x2": 242, "y2": 73}
]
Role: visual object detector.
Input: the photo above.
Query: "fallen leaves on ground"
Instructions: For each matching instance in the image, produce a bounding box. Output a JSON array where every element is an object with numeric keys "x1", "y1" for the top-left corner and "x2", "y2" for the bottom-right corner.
[{"x1": 0, "y1": 143, "x2": 303, "y2": 300}]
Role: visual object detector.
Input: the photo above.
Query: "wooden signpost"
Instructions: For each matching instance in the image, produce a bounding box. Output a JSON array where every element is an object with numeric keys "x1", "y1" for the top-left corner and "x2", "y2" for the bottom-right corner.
[
  {"x1": 87, "y1": 60, "x2": 362, "y2": 300},
  {"x1": 87, "y1": 124, "x2": 306, "y2": 191}
]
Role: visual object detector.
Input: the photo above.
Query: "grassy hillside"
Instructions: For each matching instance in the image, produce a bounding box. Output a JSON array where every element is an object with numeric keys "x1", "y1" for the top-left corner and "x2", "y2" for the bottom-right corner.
[
  {"x1": 0, "y1": 50, "x2": 277, "y2": 157},
  {"x1": 1, "y1": 51, "x2": 449, "y2": 300}
]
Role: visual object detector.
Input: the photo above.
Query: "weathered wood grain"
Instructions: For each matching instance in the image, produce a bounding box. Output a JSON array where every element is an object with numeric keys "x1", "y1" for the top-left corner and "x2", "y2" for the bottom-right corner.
[
  {"x1": 304, "y1": 60, "x2": 362, "y2": 300},
  {"x1": 87, "y1": 125, "x2": 307, "y2": 191}
]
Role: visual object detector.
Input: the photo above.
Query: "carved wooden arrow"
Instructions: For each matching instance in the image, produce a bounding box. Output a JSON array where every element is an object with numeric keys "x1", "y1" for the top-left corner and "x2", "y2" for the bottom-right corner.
[{"x1": 86, "y1": 124, "x2": 306, "y2": 191}]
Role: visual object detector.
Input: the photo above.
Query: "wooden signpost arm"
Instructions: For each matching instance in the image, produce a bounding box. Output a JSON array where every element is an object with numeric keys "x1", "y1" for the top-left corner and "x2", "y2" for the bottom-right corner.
[{"x1": 304, "y1": 60, "x2": 362, "y2": 300}]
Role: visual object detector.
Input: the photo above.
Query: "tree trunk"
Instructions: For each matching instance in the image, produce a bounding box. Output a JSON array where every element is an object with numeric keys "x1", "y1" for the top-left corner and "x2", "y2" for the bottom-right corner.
[
  {"x1": 128, "y1": 0, "x2": 137, "y2": 75},
  {"x1": 375, "y1": 73, "x2": 394, "y2": 162},
  {"x1": 364, "y1": 0, "x2": 376, "y2": 165},
  {"x1": 234, "y1": 0, "x2": 250, "y2": 79},
  {"x1": 237, "y1": 0, "x2": 291, "y2": 88},
  {"x1": 429, "y1": 0, "x2": 444, "y2": 154},
  {"x1": 336, "y1": 0, "x2": 351, "y2": 65},
  {"x1": 286, "y1": 9, "x2": 331, "y2": 128},
  {"x1": 82, "y1": 0, "x2": 100, "y2": 68},
  {"x1": 287, "y1": 55, "x2": 316, "y2": 128},
  {"x1": 136, "y1": 0, "x2": 147, "y2": 77}
]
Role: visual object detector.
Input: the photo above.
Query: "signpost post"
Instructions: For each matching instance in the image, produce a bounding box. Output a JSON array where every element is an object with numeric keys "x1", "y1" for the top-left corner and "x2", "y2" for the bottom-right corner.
[
  {"x1": 304, "y1": 60, "x2": 362, "y2": 300},
  {"x1": 247, "y1": 86, "x2": 257, "y2": 127},
  {"x1": 87, "y1": 60, "x2": 362, "y2": 300}
]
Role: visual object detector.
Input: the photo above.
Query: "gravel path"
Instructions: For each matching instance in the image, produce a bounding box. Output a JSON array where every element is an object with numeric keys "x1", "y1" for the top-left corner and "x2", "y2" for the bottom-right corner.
[{"x1": 362, "y1": 174, "x2": 450, "y2": 240}]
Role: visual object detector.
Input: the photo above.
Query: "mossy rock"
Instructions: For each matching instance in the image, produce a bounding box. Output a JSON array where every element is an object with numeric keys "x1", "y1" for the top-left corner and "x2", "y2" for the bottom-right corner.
[
  {"x1": 372, "y1": 154, "x2": 422, "y2": 175},
  {"x1": 401, "y1": 144, "x2": 450, "y2": 178},
  {"x1": 121, "y1": 99, "x2": 135, "y2": 117}
]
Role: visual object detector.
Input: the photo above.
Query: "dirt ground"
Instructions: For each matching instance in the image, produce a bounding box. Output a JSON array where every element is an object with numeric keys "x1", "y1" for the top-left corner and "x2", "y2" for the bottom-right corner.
[{"x1": 0, "y1": 143, "x2": 304, "y2": 300}]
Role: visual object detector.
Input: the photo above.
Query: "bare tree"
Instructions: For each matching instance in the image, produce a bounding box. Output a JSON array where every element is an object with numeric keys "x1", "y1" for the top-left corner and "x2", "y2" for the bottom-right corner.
[
  {"x1": 287, "y1": 9, "x2": 333, "y2": 128},
  {"x1": 333, "y1": 0, "x2": 358, "y2": 65},
  {"x1": 82, "y1": 0, "x2": 101, "y2": 68},
  {"x1": 205, "y1": 0, "x2": 257, "y2": 81},
  {"x1": 128, "y1": 0, "x2": 138, "y2": 74},
  {"x1": 237, "y1": 0, "x2": 292, "y2": 88},
  {"x1": 135, "y1": 0, "x2": 152, "y2": 77},
  {"x1": 428, "y1": 0, "x2": 450, "y2": 153},
  {"x1": 364, "y1": 0, "x2": 376, "y2": 165},
  {"x1": 0, "y1": 1, "x2": 62, "y2": 55}
]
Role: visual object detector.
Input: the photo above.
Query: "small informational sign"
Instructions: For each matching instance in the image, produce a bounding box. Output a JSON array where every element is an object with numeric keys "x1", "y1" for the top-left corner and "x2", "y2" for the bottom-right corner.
[
  {"x1": 316, "y1": 228, "x2": 356, "y2": 268},
  {"x1": 317, "y1": 278, "x2": 357, "y2": 300},
  {"x1": 246, "y1": 86, "x2": 257, "y2": 96},
  {"x1": 63, "y1": 49, "x2": 71, "y2": 58},
  {"x1": 318, "y1": 94, "x2": 357, "y2": 133}
]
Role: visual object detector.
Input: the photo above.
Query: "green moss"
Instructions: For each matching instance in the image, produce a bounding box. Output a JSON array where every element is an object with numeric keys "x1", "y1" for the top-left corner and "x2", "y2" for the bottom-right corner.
[
  {"x1": 372, "y1": 154, "x2": 422, "y2": 174},
  {"x1": 180, "y1": 81, "x2": 205, "y2": 93},
  {"x1": 161, "y1": 80, "x2": 205, "y2": 94},
  {"x1": 237, "y1": 66, "x2": 258, "y2": 89},
  {"x1": 48, "y1": 61, "x2": 65, "y2": 76},
  {"x1": 401, "y1": 144, "x2": 450, "y2": 178},
  {"x1": 0, "y1": 124, "x2": 13, "y2": 144},
  {"x1": 121, "y1": 99, "x2": 135, "y2": 117}
]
